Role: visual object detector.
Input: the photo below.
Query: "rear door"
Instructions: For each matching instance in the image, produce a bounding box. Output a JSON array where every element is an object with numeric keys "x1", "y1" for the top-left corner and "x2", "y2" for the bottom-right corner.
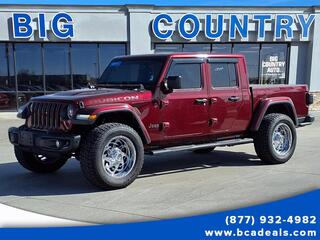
[
  {"x1": 207, "y1": 58, "x2": 245, "y2": 135},
  {"x1": 159, "y1": 58, "x2": 209, "y2": 141}
]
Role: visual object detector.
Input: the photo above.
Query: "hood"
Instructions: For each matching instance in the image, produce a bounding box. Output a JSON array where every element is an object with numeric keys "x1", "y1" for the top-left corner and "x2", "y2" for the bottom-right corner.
[{"x1": 32, "y1": 88, "x2": 152, "y2": 107}]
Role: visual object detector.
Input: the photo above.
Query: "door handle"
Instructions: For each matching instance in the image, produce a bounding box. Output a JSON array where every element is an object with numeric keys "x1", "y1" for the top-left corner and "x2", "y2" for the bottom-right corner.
[
  {"x1": 228, "y1": 96, "x2": 240, "y2": 102},
  {"x1": 209, "y1": 97, "x2": 218, "y2": 104},
  {"x1": 159, "y1": 99, "x2": 169, "y2": 109},
  {"x1": 195, "y1": 98, "x2": 208, "y2": 105}
]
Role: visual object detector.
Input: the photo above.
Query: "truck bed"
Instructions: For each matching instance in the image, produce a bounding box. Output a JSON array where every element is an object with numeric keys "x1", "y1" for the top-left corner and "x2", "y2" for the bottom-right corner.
[{"x1": 251, "y1": 84, "x2": 309, "y2": 118}]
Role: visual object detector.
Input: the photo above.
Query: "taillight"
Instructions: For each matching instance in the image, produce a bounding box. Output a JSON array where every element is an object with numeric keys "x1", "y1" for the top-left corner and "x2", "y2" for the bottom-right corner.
[{"x1": 306, "y1": 93, "x2": 314, "y2": 106}]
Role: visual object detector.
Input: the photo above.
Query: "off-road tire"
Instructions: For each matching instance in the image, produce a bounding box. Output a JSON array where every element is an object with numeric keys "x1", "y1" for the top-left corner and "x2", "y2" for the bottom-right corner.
[
  {"x1": 193, "y1": 147, "x2": 215, "y2": 154},
  {"x1": 14, "y1": 146, "x2": 68, "y2": 173},
  {"x1": 79, "y1": 123, "x2": 144, "y2": 190},
  {"x1": 254, "y1": 113, "x2": 296, "y2": 164}
]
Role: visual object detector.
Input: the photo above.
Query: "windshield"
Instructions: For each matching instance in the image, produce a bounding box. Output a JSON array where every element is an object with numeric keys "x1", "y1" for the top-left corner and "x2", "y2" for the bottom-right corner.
[{"x1": 98, "y1": 58, "x2": 165, "y2": 90}]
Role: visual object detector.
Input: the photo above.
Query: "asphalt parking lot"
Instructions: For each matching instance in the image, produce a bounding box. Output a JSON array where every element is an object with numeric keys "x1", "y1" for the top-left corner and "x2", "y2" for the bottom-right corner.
[{"x1": 0, "y1": 113, "x2": 319, "y2": 224}]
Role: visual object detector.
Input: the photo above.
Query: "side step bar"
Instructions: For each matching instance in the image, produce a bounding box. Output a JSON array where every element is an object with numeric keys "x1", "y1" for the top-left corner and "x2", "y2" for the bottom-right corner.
[
  {"x1": 147, "y1": 138, "x2": 253, "y2": 155},
  {"x1": 298, "y1": 115, "x2": 315, "y2": 127}
]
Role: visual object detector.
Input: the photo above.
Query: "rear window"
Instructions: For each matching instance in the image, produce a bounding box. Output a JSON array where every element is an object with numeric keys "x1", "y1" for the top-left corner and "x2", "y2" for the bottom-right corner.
[{"x1": 210, "y1": 63, "x2": 238, "y2": 88}]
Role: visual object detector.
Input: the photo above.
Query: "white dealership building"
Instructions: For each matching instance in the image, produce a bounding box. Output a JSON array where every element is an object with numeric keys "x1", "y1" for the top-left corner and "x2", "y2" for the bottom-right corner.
[{"x1": 0, "y1": 4, "x2": 319, "y2": 110}]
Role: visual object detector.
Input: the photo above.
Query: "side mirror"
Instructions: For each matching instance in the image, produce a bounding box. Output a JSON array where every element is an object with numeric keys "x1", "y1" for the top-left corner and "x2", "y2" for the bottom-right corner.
[{"x1": 161, "y1": 76, "x2": 182, "y2": 94}]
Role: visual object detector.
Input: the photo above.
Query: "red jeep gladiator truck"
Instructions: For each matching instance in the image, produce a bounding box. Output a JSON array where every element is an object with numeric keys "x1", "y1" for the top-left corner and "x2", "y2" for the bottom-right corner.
[{"x1": 8, "y1": 53, "x2": 314, "y2": 189}]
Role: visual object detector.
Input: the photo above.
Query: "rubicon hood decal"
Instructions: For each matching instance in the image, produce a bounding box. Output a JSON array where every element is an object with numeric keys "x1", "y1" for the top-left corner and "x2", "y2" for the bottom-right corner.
[{"x1": 85, "y1": 95, "x2": 140, "y2": 106}]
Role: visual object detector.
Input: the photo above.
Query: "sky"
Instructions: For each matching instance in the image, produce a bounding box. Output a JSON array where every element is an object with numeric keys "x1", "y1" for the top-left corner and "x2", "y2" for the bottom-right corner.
[{"x1": 0, "y1": 0, "x2": 319, "y2": 6}]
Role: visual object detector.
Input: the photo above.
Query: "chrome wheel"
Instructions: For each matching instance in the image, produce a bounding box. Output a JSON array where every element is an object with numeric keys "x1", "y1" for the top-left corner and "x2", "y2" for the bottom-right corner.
[
  {"x1": 272, "y1": 123, "x2": 292, "y2": 156},
  {"x1": 102, "y1": 136, "x2": 136, "y2": 178}
]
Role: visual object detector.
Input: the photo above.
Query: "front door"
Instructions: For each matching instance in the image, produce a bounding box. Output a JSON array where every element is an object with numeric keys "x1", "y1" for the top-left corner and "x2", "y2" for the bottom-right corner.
[{"x1": 159, "y1": 58, "x2": 209, "y2": 142}]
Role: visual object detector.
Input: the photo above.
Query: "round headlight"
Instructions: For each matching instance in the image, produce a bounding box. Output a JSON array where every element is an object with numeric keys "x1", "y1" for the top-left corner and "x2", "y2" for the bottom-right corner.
[
  {"x1": 17, "y1": 105, "x2": 26, "y2": 115},
  {"x1": 17, "y1": 104, "x2": 29, "y2": 118},
  {"x1": 67, "y1": 104, "x2": 75, "y2": 119}
]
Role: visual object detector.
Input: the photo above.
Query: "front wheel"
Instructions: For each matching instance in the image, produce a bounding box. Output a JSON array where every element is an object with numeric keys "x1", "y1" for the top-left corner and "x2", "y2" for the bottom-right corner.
[
  {"x1": 14, "y1": 147, "x2": 68, "y2": 173},
  {"x1": 79, "y1": 123, "x2": 144, "y2": 190},
  {"x1": 254, "y1": 113, "x2": 296, "y2": 164}
]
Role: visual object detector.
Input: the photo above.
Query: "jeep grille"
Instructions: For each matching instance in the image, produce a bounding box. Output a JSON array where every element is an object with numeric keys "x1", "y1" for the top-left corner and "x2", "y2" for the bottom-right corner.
[{"x1": 27, "y1": 102, "x2": 71, "y2": 131}]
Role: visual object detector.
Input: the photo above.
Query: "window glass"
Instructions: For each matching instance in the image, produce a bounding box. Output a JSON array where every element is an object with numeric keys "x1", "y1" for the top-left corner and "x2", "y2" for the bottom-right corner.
[
  {"x1": 228, "y1": 64, "x2": 237, "y2": 87},
  {"x1": 99, "y1": 57, "x2": 165, "y2": 90},
  {"x1": 167, "y1": 63, "x2": 201, "y2": 89},
  {"x1": 0, "y1": 92, "x2": 16, "y2": 110},
  {"x1": 155, "y1": 44, "x2": 183, "y2": 53},
  {"x1": 233, "y1": 44, "x2": 259, "y2": 84},
  {"x1": 260, "y1": 44, "x2": 287, "y2": 84},
  {"x1": 17, "y1": 92, "x2": 43, "y2": 108},
  {"x1": 99, "y1": 44, "x2": 126, "y2": 76},
  {"x1": 210, "y1": 63, "x2": 237, "y2": 88},
  {"x1": 0, "y1": 44, "x2": 15, "y2": 92},
  {"x1": 71, "y1": 44, "x2": 98, "y2": 89},
  {"x1": 15, "y1": 43, "x2": 43, "y2": 91},
  {"x1": 0, "y1": 44, "x2": 16, "y2": 109},
  {"x1": 44, "y1": 44, "x2": 71, "y2": 91},
  {"x1": 183, "y1": 44, "x2": 210, "y2": 52},
  {"x1": 211, "y1": 44, "x2": 232, "y2": 54},
  {"x1": 8, "y1": 44, "x2": 15, "y2": 90}
]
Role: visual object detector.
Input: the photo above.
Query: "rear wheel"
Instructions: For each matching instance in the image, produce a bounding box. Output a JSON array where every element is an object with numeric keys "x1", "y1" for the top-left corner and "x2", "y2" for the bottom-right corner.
[
  {"x1": 193, "y1": 147, "x2": 215, "y2": 154},
  {"x1": 14, "y1": 147, "x2": 68, "y2": 173},
  {"x1": 254, "y1": 113, "x2": 296, "y2": 164},
  {"x1": 79, "y1": 123, "x2": 144, "y2": 190}
]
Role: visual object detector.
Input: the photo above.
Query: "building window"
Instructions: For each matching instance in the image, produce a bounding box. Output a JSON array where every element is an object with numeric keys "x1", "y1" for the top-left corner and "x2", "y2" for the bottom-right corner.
[
  {"x1": 44, "y1": 44, "x2": 71, "y2": 91},
  {"x1": 260, "y1": 44, "x2": 288, "y2": 84},
  {"x1": 0, "y1": 43, "x2": 15, "y2": 110},
  {"x1": 0, "y1": 44, "x2": 15, "y2": 92},
  {"x1": 154, "y1": 44, "x2": 183, "y2": 53},
  {"x1": 0, "y1": 42, "x2": 126, "y2": 111},
  {"x1": 15, "y1": 43, "x2": 44, "y2": 91},
  {"x1": 71, "y1": 44, "x2": 99, "y2": 89},
  {"x1": 211, "y1": 44, "x2": 232, "y2": 54},
  {"x1": 17, "y1": 92, "x2": 44, "y2": 108},
  {"x1": 155, "y1": 43, "x2": 288, "y2": 85},
  {"x1": 0, "y1": 92, "x2": 16, "y2": 110},
  {"x1": 183, "y1": 44, "x2": 211, "y2": 52},
  {"x1": 233, "y1": 44, "x2": 260, "y2": 84}
]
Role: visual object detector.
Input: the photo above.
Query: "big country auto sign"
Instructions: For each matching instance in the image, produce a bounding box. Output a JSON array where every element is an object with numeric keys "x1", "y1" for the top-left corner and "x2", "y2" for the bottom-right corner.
[
  {"x1": 11, "y1": 12, "x2": 74, "y2": 39},
  {"x1": 10, "y1": 12, "x2": 316, "y2": 41},
  {"x1": 152, "y1": 13, "x2": 316, "y2": 41}
]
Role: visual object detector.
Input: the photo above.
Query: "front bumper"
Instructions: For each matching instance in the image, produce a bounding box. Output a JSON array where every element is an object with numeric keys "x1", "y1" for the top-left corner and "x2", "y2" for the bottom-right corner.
[
  {"x1": 8, "y1": 127, "x2": 81, "y2": 155},
  {"x1": 298, "y1": 115, "x2": 315, "y2": 127}
]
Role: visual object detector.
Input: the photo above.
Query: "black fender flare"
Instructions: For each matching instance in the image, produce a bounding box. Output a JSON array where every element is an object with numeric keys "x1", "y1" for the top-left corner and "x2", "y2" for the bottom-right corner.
[{"x1": 250, "y1": 97, "x2": 298, "y2": 131}]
